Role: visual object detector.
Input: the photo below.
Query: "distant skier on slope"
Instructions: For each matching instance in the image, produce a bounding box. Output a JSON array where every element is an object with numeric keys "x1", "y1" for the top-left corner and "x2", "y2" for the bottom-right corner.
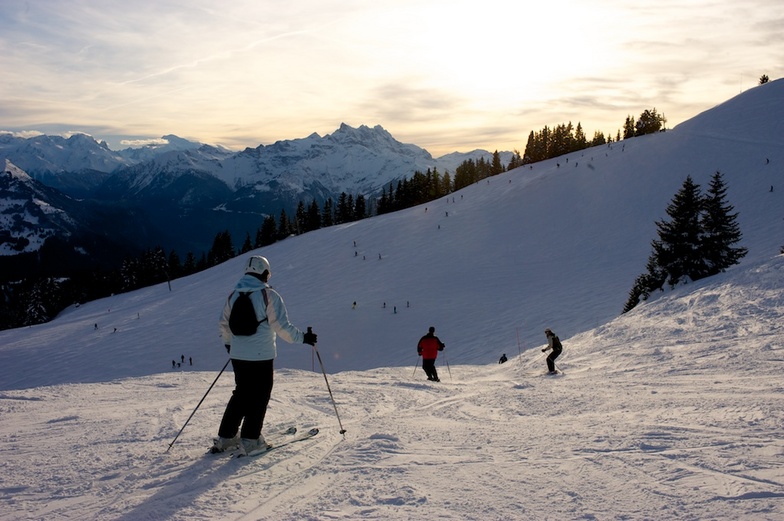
[
  {"x1": 212, "y1": 255, "x2": 317, "y2": 455},
  {"x1": 417, "y1": 326, "x2": 445, "y2": 382},
  {"x1": 541, "y1": 328, "x2": 562, "y2": 374}
]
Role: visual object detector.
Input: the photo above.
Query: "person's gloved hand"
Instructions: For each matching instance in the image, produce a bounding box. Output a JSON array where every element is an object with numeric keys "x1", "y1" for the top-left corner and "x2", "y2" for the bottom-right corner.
[
  {"x1": 225, "y1": 344, "x2": 231, "y2": 353},
  {"x1": 303, "y1": 327, "x2": 317, "y2": 346}
]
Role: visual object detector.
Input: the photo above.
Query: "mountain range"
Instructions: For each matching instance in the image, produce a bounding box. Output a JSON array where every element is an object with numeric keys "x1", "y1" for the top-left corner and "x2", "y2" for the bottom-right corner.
[{"x1": 0, "y1": 125, "x2": 511, "y2": 279}]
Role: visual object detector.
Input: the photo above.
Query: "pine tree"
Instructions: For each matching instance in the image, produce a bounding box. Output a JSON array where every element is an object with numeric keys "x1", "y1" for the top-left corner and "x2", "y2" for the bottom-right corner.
[
  {"x1": 241, "y1": 233, "x2": 253, "y2": 253},
  {"x1": 442, "y1": 171, "x2": 452, "y2": 194},
  {"x1": 523, "y1": 131, "x2": 536, "y2": 164},
  {"x1": 183, "y1": 252, "x2": 197, "y2": 274},
  {"x1": 574, "y1": 122, "x2": 587, "y2": 150},
  {"x1": 322, "y1": 198, "x2": 334, "y2": 227},
  {"x1": 653, "y1": 176, "x2": 706, "y2": 286},
  {"x1": 622, "y1": 274, "x2": 648, "y2": 314},
  {"x1": 168, "y1": 250, "x2": 182, "y2": 279},
  {"x1": 277, "y1": 209, "x2": 292, "y2": 240},
  {"x1": 622, "y1": 251, "x2": 668, "y2": 313},
  {"x1": 25, "y1": 278, "x2": 53, "y2": 325},
  {"x1": 700, "y1": 171, "x2": 747, "y2": 275},
  {"x1": 623, "y1": 173, "x2": 748, "y2": 313},
  {"x1": 121, "y1": 257, "x2": 139, "y2": 290},
  {"x1": 623, "y1": 116, "x2": 636, "y2": 139},
  {"x1": 635, "y1": 108, "x2": 665, "y2": 136},
  {"x1": 354, "y1": 194, "x2": 367, "y2": 220},
  {"x1": 208, "y1": 230, "x2": 234, "y2": 265},
  {"x1": 295, "y1": 201, "x2": 307, "y2": 234},
  {"x1": 307, "y1": 200, "x2": 321, "y2": 232},
  {"x1": 491, "y1": 150, "x2": 504, "y2": 175},
  {"x1": 591, "y1": 131, "x2": 606, "y2": 146},
  {"x1": 259, "y1": 216, "x2": 277, "y2": 246},
  {"x1": 507, "y1": 150, "x2": 523, "y2": 170}
]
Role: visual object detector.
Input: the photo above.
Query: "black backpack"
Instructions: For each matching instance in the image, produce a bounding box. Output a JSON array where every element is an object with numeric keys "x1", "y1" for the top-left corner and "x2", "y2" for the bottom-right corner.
[{"x1": 228, "y1": 290, "x2": 268, "y2": 336}]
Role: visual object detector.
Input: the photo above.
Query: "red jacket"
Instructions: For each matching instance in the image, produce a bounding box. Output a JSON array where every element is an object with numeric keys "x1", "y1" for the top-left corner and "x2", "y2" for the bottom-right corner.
[{"x1": 417, "y1": 333, "x2": 445, "y2": 359}]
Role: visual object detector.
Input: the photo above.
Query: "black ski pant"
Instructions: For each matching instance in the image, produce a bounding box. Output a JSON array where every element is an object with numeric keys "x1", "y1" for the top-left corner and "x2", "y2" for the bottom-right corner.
[
  {"x1": 218, "y1": 359, "x2": 273, "y2": 440},
  {"x1": 422, "y1": 358, "x2": 439, "y2": 381},
  {"x1": 547, "y1": 349, "x2": 562, "y2": 372}
]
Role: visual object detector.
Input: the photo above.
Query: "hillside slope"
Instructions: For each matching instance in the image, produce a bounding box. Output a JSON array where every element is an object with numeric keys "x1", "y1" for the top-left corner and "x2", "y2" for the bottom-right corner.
[{"x1": 0, "y1": 81, "x2": 782, "y2": 391}]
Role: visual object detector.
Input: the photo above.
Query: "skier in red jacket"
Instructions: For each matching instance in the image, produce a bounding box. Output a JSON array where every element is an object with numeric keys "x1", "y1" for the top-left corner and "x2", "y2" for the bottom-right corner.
[{"x1": 417, "y1": 326, "x2": 445, "y2": 382}]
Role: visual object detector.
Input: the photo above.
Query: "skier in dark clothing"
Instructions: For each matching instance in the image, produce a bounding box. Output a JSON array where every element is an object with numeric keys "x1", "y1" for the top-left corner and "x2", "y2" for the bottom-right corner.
[
  {"x1": 417, "y1": 326, "x2": 445, "y2": 382},
  {"x1": 542, "y1": 328, "x2": 562, "y2": 374}
]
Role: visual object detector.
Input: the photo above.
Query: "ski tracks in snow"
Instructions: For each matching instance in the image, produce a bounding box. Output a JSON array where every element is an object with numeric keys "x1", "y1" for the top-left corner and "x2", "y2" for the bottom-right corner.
[{"x1": 1, "y1": 357, "x2": 783, "y2": 520}]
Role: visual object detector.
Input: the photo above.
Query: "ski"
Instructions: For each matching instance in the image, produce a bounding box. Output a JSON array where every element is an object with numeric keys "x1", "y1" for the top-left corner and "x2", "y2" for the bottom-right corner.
[
  {"x1": 238, "y1": 427, "x2": 319, "y2": 458},
  {"x1": 208, "y1": 426, "x2": 298, "y2": 456}
]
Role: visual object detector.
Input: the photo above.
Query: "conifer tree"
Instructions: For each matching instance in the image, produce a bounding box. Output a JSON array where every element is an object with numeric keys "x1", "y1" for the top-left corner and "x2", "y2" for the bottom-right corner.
[
  {"x1": 295, "y1": 201, "x2": 307, "y2": 234},
  {"x1": 307, "y1": 200, "x2": 321, "y2": 232},
  {"x1": 441, "y1": 171, "x2": 452, "y2": 194},
  {"x1": 259, "y1": 216, "x2": 277, "y2": 246},
  {"x1": 277, "y1": 209, "x2": 292, "y2": 241},
  {"x1": 183, "y1": 252, "x2": 197, "y2": 274},
  {"x1": 507, "y1": 150, "x2": 523, "y2": 170},
  {"x1": 168, "y1": 250, "x2": 182, "y2": 279},
  {"x1": 635, "y1": 108, "x2": 665, "y2": 136},
  {"x1": 652, "y1": 176, "x2": 706, "y2": 285},
  {"x1": 208, "y1": 230, "x2": 234, "y2": 265},
  {"x1": 574, "y1": 122, "x2": 587, "y2": 150},
  {"x1": 354, "y1": 194, "x2": 367, "y2": 220},
  {"x1": 25, "y1": 278, "x2": 53, "y2": 325},
  {"x1": 321, "y1": 198, "x2": 334, "y2": 227},
  {"x1": 623, "y1": 116, "x2": 636, "y2": 139},
  {"x1": 523, "y1": 131, "x2": 536, "y2": 164},
  {"x1": 241, "y1": 232, "x2": 253, "y2": 253},
  {"x1": 700, "y1": 171, "x2": 747, "y2": 275},
  {"x1": 623, "y1": 174, "x2": 746, "y2": 313},
  {"x1": 491, "y1": 150, "x2": 504, "y2": 175}
]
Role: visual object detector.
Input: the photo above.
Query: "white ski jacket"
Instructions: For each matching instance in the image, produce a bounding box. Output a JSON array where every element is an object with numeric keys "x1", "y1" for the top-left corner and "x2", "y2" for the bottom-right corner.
[{"x1": 219, "y1": 274, "x2": 305, "y2": 361}]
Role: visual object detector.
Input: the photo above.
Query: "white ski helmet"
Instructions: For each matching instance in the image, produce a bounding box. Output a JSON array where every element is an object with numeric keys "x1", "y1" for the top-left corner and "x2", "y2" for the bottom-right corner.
[{"x1": 245, "y1": 255, "x2": 271, "y2": 279}]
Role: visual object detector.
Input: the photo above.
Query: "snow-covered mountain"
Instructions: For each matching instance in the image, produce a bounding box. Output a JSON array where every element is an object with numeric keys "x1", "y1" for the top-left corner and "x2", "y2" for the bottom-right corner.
[
  {"x1": 0, "y1": 81, "x2": 781, "y2": 521},
  {"x1": 1, "y1": 124, "x2": 509, "y2": 264},
  {"x1": 116, "y1": 134, "x2": 227, "y2": 163},
  {"x1": 0, "y1": 160, "x2": 77, "y2": 255},
  {"x1": 0, "y1": 133, "x2": 129, "y2": 198},
  {"x1": 88, "y1": 123, "x2": 486, "y2": 213},
  {"x1": 0, "y1": 159, "x2": 162, "y2": 279},
  {"x1": 0, "y1": 132, "x2": 128, "y2": 177},
  {"x1": 1, "y1": 124, "x2": 504, "y2": 200}
]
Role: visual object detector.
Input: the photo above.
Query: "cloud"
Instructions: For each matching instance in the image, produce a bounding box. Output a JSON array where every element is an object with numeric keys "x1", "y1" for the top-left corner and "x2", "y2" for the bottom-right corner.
[
  {"x1": 119, "y1": 138, "x2": 170, "y2": 147},
  {"x1": 355, "y1": 83, "x2": 466, "y2": 124},
  {"x1": 0, "y1": 130, "x2": 45, "y2": 139}
]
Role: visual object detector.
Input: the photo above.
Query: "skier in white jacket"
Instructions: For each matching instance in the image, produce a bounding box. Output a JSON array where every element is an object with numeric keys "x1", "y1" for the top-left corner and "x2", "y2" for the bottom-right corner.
[{"x1": 211, "y1": 255, "x2": 317, "y2": 455}]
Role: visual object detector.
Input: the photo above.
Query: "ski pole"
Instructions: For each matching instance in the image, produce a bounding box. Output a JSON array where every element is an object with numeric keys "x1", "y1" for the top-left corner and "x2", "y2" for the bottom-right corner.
[
  {"x1": 412, "y1": 357, "x2": 419, "y2": 377},
  {"x1": 166, "y1": 358, "x2": 231, "y2": 452},
  {"x1": 310, "y1": 329, "x2": 347, "y2": 436},
  {"x1": 443, "y1": 353, "x2": 452, "y2": 380}
]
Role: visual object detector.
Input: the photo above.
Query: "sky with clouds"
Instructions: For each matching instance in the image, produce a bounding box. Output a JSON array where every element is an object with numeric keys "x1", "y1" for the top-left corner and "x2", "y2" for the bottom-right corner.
[{"x1": 1, "y1": 0, "x2": 782, "y2": 156}]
